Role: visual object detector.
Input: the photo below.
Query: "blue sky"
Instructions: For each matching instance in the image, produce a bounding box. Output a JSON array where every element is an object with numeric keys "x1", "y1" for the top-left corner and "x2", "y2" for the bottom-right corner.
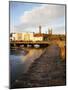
[
  {"x1": 10, "y1": 1, "x2": 65, "y2": 34},
  {"x1": 10, "y1": 1, "x2": 41, "y2": 25}
]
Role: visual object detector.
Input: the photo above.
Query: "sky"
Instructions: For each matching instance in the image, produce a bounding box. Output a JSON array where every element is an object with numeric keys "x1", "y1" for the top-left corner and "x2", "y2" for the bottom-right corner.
[{"x1": 10, "y1": 1, "x2": 66, "y2": 34}]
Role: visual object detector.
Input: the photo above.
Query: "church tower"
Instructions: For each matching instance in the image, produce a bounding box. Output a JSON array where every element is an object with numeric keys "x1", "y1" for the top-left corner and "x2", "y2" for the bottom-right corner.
[
  {"x1": 48, "y1": 27, "x2": 52, "y2": 35},
  {"x1": 39, "y1": 25, "x2": 41, "y2": 34}
]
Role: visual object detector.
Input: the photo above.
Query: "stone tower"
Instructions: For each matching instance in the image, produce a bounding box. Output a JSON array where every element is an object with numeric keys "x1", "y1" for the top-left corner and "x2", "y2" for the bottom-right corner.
[
  {"x1": 48, "y1": 28, "x2": 52, "y2": 35},
  {"x1": 39, "y1": 25, "x2": 41, "y2": 34}
]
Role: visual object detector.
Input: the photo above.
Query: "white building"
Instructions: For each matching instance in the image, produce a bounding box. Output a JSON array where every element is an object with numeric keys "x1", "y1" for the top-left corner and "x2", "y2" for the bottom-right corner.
[
  {"x1": 10, "y1": 32, "x2": 44, "y2": 41},
  {"x1": 33, "y1": 33, "x2": 43, "y2": 41},
  {"x1": 11, "y1": 32, "x2": 34, "y2": 41}
]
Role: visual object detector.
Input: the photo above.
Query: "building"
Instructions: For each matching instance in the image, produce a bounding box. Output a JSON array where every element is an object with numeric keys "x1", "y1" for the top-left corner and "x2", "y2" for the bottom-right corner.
[
  {"x1": 10, "y1": 26, "x2": 51, "y2": 42},
  {"x1": 14, "y1": 33, "x2": 23, "y2": 41},
  {"x1": 48, "y1": 27, "x2": 52, "y2": 35},
  {"x1": 10, "y1": 33, "x2": 16, "y2": 41},
  {"x1": 23, "y1": 33, "x2": 33, "y2": 41},
  {"x1": 10, "y1": 32, "x2": 44, "y2": 42},
  {"x1": 33, "y1": 33, "x2": 43, "y2": 41},
  {"x1": 10, "y1": 32, "x2": 34, "y2": 41}
]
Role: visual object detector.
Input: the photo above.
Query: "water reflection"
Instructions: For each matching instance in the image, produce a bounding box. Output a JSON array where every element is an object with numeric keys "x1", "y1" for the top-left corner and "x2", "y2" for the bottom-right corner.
[{"x1": 10, "y1": 48, "x2": 44, "y2": 83}]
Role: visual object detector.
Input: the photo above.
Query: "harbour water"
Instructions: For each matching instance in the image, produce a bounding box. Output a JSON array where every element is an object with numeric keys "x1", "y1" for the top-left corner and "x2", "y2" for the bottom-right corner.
[{"x1": 10, "y1": 47, "x2": 45, "y2": 84}]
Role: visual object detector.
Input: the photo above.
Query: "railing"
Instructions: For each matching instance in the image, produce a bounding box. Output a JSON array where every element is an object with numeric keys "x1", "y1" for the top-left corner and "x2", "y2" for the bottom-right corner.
[{"x1": 10, "y1": 40, "x2": 51, "y2": 45}]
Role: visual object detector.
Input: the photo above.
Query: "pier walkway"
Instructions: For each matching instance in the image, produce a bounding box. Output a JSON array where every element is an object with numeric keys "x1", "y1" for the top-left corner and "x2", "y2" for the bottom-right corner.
[{"x1": 11, "y1": 45, "x2": 66, "y2": 88}]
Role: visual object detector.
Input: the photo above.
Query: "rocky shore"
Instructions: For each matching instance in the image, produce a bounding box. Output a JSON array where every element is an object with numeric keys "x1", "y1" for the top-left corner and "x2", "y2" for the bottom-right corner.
[{"x1": 11, "y1": 44, "x2": 66, "y2": 89}]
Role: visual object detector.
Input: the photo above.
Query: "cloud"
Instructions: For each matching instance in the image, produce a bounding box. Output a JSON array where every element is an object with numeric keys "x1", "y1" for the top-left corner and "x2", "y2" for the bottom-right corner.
[
  {"x1": 13, "y1": 4, "x2": 65, "y2": 33},
  {"x1": 21, "y1": 5, "x2": 65, "y2": 24}
]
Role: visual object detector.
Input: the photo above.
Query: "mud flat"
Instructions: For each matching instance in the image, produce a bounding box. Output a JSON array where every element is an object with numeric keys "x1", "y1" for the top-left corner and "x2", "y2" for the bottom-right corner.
[{"x1": 11, "y1": 44, "x2": 66, "y2": 89}]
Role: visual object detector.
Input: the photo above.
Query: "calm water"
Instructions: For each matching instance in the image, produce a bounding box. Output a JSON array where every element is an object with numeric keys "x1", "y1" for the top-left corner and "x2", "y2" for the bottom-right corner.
[{"x1": 10, "y1": 47, "x2": 45, "y2": 83}]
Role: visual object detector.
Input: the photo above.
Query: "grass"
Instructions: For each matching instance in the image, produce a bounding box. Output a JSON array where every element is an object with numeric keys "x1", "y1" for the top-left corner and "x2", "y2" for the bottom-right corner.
[{"x1": 51, "y1": 40, "x2": 65, "y2": 61}]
